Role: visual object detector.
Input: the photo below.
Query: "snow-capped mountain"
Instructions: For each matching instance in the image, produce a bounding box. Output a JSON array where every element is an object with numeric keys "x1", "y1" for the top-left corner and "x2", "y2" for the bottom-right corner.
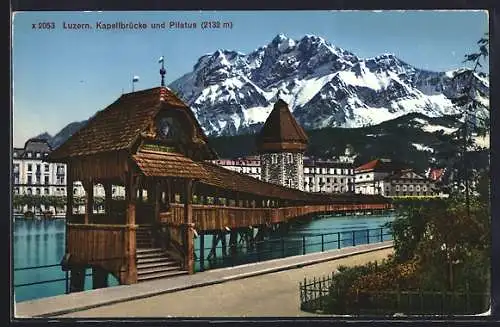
[{"x1": 169, "y1": 33, "x2": 489, "y2": 135}]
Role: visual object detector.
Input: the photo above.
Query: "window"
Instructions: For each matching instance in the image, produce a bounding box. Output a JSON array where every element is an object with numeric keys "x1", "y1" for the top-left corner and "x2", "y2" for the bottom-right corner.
[
  {"x1": 336, "y1": 169, "x2": 341, "y2": 175},
  {"x1": 340, "y1": 178, "x2": 344, "y2": 183},
  {"x1": 396, "y1": 185, "x2": 400, "y2": 191},
  {"x1": 326, "y1": 178, "x2": 330, "y2": 183},
  {"x1": 27, "y1": 152, "x2": 32, "y2": 158},
  {"x1": 287, "y1": 154, "x2": 293, "y2": 164},
  {"x1": 57, "y1": 176, "x2": 65, "y2": 184},
  {"x1": 44, "y1": 175, "x2": 49, "y2": 184},
  {"x1": 322, "y1": 168, "x2": 327, "y2": 174},
  {"x1": 27, "y1": 175, "x2": 32, "y2": 185},
  {"x1": 329, "y1": 168, "x2": 334, "y2": 174},
  {"x1": 27, "y1": 188, "x2": 32, "y2": 195},
  {"x1": 27, "y1": 164, "x2": 32, "y2": 172},
  {"x1": 13, "y1": 152, "x2": 17, "y2": 157},
  {"x1": 44, "y1": 188, "x2": 49, "y2": 195},
  {"x1": 288, "y1": 179, "x2": 293, "y2": 186},
  {"x1": 36, "y1": 152, "x2": 41, "y2": 158},
  {"x1": 14, "y1": 187, "x2": 19, "y2": 195},
  {"x1": 57, "y1": 165, "x2": 65, "y2": 175},
  {"x1": 73, "y1": 188, "x2": 78, "y2": 195},
  {"x1": 36, "y1": 188, "x2": 41, "y2": 195},
  {"x1": 36, "y1": 164, "x2": 41, "y2": 172},
  {"x1": 44, "y1": 164, "x2": 50, "y2": 172},
  {"x1": 271, "y1": 154, "x2": 277, "y2": 164}
]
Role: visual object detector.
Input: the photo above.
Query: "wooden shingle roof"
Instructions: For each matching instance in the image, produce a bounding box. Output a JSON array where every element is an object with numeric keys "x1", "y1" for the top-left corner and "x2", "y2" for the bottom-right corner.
[
  {"x1": 48, "y1": 87, "x2": 212, "y2": 161},
  {"x1": 256, "y1": 99, "x2": 308, "y2": 153},
  {"x1": 199, "y1": 161, "x2": 390, "y2": 204},
  {"x1": 132, "y1": 149, "x2": 208, "y2": 179}
]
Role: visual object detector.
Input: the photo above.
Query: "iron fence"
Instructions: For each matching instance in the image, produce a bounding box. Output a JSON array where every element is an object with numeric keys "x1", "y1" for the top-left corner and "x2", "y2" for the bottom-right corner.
[
  {"x1": 14, "y1": 256, "x2": 128, "y2": 293},
  {"x1": 299, "y1": 273, "x2": 490, "y2": 315},
  {"x1": 194, "y1": 226, "x2": 393, "y2": 272}
]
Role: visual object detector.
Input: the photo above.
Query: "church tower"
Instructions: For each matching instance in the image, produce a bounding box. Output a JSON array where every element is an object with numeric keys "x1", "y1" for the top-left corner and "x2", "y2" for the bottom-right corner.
[{"x1": 256, "y1": 98, "x2": 308, "y2": 190}]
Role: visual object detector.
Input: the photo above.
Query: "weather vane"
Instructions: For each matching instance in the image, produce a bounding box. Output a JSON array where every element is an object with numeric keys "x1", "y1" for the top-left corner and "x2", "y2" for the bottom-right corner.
[{"x1": 159, "y1": 56, "x2": 166, "y2": 86}]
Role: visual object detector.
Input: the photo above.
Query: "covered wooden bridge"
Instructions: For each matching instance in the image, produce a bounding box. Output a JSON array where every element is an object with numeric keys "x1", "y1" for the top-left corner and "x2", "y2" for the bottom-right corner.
[{"x1": 48, "y1": 86, "x2": 392, "y2": 292}]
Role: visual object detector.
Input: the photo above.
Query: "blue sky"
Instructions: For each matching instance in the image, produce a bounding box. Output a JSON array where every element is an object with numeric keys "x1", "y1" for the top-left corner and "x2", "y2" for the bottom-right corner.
[{"x1": 12, "y1": 10, "x2": 488, "y2": 147}]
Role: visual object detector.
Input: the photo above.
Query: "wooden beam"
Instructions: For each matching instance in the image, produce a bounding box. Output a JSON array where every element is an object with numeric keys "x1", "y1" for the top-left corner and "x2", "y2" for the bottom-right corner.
[
  {"x1": 66, "y1": 164, "x2": 74, "y2": 250},
  {"x1": 184, "y1": 179, "x2": 194, "y2": 274},
  {"x1": 83, "y1": 179, "x2": 94, "y2": 224},
  {"x1": 126, "y1": 171, "x2": 137, "y2": 226},
  {"x1": 154, "y1": 179, "x2": 161, "y2": 224},
  {"x1": 104, "y1": 182, "x2": 112, "y2": 215}
]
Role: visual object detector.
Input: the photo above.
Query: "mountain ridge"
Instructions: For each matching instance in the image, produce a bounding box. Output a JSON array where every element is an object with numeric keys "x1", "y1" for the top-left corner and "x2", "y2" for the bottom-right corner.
[{"x1": 169, "y1": 33, "x2": 489, "y2": 136}]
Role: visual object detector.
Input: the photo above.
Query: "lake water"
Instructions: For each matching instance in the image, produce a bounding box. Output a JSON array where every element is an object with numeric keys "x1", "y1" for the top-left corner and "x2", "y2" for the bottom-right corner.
[{"x1": 13, "y1": 213, "x2": 394, "y2": 302}]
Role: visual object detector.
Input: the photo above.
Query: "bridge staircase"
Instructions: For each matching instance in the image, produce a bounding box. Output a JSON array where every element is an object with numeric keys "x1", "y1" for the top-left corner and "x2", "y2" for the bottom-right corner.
[{"x1": 136, "y1": 225, "x2": 188, "y2": 282}]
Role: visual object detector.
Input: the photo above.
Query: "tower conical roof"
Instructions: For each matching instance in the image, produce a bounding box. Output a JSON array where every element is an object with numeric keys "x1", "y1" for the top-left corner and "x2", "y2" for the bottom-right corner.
[{"x1": 256, "y1": 99, "x2": 308, "y2": 153}]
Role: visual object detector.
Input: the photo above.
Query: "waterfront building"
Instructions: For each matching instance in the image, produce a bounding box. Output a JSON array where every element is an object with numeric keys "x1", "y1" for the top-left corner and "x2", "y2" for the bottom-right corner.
[
  {"x1": 256, "y1": 98, "x2": 308, "y2": 190},
  {"x1": 376, "y1": 169, "x2": 437, "y2": 197},
  {"x1": 13, "y1": 139, "x2": 67, "y2": 197},
  {"x1": 354, "y1": 158, "x2": 403, "y2": 195},
  {"x1": 354, "y1": 158, "x2": 437, "y2": 197},
  {"x1": 13, "y1": 138, "x2": 125, "y2": 214},
  {"x1": 207, "y1": 155, "x2": 261, "y2": 179},
  {"x1": 303, "y1": 158, "x2": 355, "y2": 193}
]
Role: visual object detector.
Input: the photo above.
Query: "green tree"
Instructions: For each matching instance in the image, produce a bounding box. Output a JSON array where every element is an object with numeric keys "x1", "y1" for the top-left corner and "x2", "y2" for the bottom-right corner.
[{"x1": 448, "y1": 33, "x2": 489, "y2": 208}]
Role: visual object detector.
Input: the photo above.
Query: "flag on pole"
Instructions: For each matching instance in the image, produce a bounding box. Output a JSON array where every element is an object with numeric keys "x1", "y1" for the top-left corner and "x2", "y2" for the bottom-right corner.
[
  {"x1": 158, "y1": 56, "x2": 164, "y2": 63},
  {"x1": 133, "y1": 76, "x2": 140, "y2": 82}
]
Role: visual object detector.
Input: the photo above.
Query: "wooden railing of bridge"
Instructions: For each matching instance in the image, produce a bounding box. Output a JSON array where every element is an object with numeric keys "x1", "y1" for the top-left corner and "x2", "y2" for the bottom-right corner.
[{"x1": 159, "y1": 203, "x2": 392, "y2": 231}]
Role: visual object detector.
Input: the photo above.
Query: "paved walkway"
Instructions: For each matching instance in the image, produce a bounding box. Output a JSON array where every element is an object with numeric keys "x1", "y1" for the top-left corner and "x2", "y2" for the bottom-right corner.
[{"x1": 16, "y1": 241, "x2": 393, "y2": 318}]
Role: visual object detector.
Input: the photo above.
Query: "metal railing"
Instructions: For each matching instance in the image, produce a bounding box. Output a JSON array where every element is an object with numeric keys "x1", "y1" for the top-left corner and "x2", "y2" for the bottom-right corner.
[
  {"x1": 14, "y1": 257, "x2": 127, "y2": 294},
  {"x1": 194, "y1": 226, "x2": 393, "y2": 273},
  {"x1": 299, "y1": 273, "x2": 490, "y2": 315}
]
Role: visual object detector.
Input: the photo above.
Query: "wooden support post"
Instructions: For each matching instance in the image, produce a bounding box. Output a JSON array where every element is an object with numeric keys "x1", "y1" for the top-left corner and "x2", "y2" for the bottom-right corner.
[
  {"x1": 70, "y1": 267, "x2": 85, "y2": 293},
  {"x1": 92, "y1": 266, "x2": 108, "y2": 289},
  {"x1": 166, "y1": 178, "x2": 173, "y2": 204},
  {"x1": 153, "y1": 179, "x2": 161, "y2": 224},
  {"x1": 184, "y1": 179, "x2": 194, "y2": 274},
  {"x1": 229, "y1": 230, "x2": 238, "y2": 257},
  {"x1": 84, "y1": 179, "x2": 94, "y2": 224},
  {"x1": 199, "y1": 232, "x2": 205, "y2": 272},
  {"x1": 138, "y1": 177, "x2": 144, "y2": 202},
  {"x1": 221, "y1": 231, "x2": 228, "y2": 257},
  {"x1": 208, "y1": 233, "x2": 219, "y2": 260},
  {"x1": 104, "y1": 182, "x2": 112, "y2": 216},
  {"x1": 65, "y1": 165, "x2": 73, "y2": 254},
  {"x1": 122, "y1": 170, "x2": 137, "y2": 284}
]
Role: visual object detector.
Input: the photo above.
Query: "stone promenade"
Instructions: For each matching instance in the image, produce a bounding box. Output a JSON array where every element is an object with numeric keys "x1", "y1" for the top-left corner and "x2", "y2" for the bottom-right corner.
[{"x1": 16, "y1": 241, "x2": 393, "y2": 318}]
